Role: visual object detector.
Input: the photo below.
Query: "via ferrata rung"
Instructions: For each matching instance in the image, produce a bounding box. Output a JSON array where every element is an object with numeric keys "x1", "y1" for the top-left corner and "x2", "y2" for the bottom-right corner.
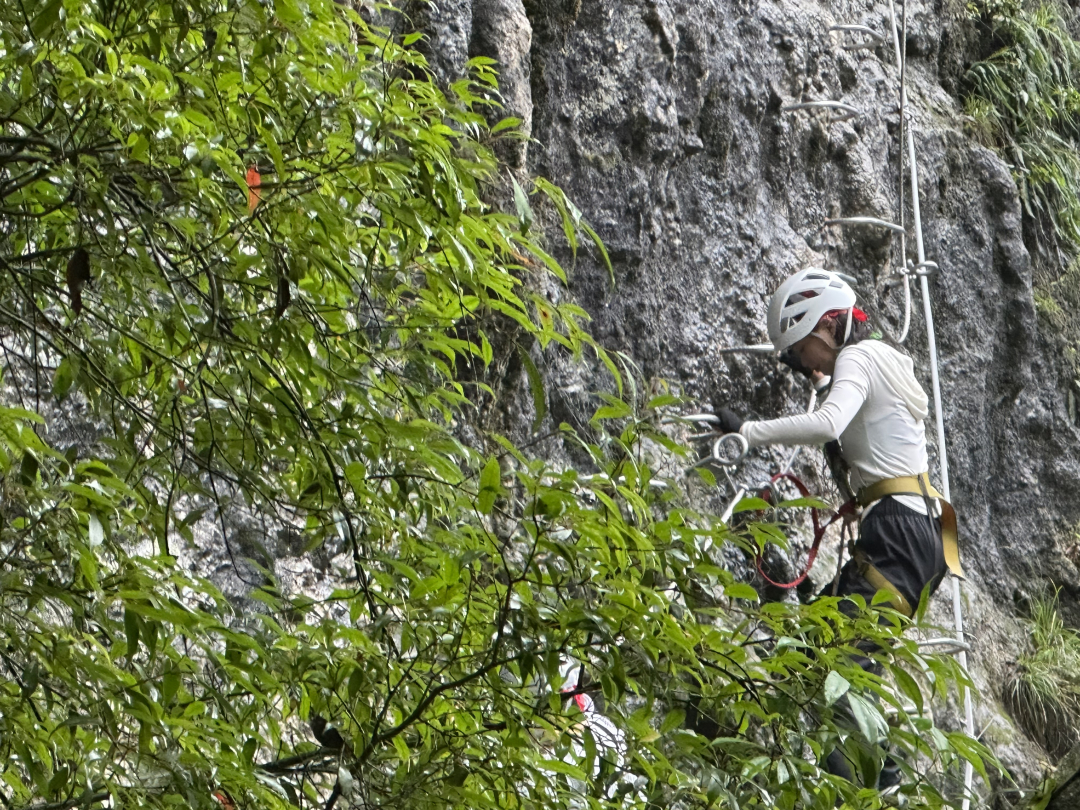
[
  {"x1": 824, "y1": 216, "x2": 906, "y2": 234},
  {"x1": 783, "y1": 99, "x2": 862, "y2": 121},
  {"x1": 829, "y1": 24, "x2": 885, "y2": 50}
]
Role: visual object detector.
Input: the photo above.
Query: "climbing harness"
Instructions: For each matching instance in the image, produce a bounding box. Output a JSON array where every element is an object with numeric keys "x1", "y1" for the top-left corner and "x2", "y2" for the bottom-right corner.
[{"x1": 856, "y1": 472, "x2": 964, "y2": 579}]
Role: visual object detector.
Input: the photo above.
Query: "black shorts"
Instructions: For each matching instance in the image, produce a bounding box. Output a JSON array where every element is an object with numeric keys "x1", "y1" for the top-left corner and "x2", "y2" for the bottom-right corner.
[{"x1": 821, "y1": 495, "x2": 949, "y2": 613}]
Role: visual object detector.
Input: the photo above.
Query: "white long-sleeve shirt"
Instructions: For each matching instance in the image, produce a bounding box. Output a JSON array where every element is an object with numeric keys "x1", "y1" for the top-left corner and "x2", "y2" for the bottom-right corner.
[{"x1": 740, "y1": 340, "x2": 934, "y2": 514}]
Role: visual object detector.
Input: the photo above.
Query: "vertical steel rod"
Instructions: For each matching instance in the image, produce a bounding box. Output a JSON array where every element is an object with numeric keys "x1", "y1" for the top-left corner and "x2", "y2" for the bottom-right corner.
[{"x1": 886, "y1": 2, "x2": 975, "y2": 805}]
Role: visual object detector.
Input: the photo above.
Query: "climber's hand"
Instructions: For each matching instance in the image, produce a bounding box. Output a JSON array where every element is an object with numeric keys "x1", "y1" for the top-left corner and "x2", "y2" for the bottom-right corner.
[
  {"x1": 714, "y1": 407, "x2": 744, "y2": 435},
  {"x1": 779, "y1": 348, "x2": 813, "y2": 379}
]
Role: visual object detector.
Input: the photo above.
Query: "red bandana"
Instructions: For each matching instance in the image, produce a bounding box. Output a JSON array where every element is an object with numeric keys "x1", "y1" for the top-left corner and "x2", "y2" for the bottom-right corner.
[{"x1": 824, "y1": 307, "x2": 867, "y2": 323}]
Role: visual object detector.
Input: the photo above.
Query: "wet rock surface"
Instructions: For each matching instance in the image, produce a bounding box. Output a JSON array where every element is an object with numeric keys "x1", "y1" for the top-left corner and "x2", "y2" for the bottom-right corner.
[{"x1": 414, "y1": 0, "x2": 1080, "y2": 797}]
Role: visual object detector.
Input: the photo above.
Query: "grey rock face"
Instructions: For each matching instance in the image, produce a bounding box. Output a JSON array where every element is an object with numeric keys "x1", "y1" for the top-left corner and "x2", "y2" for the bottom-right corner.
[
  {"x1": 417, "y1": 0, "x2": 1080, "y2": 793},
  {"x1": 409, "y1": 0, "x2": 534, "y2": 166},
  {"x1": 472, "y1": 0, "x2": 534, "y2": 166},
  {"x1": 410, "y1": 0, "x2": 474, "y2": 80}
]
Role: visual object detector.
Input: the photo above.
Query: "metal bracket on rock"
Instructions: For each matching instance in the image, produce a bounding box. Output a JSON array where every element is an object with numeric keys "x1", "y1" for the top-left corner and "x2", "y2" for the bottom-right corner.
[
  {"x1": 782, "y1": 100, "x2": 861, "y2": 122},
  {"x1": 884, "y1": 259, "x2": 939, "y2": 288},
  {"x1": 684, "y1": 429, "x2": 749, "y2": 479},
  {"x1": 718, "y1": 343, "x2": 776, "y2": 354},
  {"x1": 661, "y1": 413, "x2": 724, "y2": 442},
  {"x1": 825, "y1": 216, "x2": 906, "y2": 234},
  {"x1": 909, "y1": 259, "x2": 939, "y2": 278},
  {"x1": 662, "y1": 414, "x2": 723, "y2": 425},
  {"x1": 918, "y1": 636, "x2": 971, "y2": 655},
  {"x1": 829, "y1": 24, "x2": 885, "y2": 50}
]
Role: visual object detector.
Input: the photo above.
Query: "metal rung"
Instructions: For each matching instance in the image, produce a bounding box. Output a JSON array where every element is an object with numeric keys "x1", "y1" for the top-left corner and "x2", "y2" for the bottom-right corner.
[
  {"x1": 661, "y1": 413, "x2": 722, "y2": 426},
  {"x1": 718, "y1": 343, "x2": 775, "y2": 354},
  {"x1": 918, "y1": 637, "x2": 971, "y2": 653},
  {"x1": 825, "y1": 216, "x2": 906, "y2": 234},
  {"x1": 720, "y1": 486, "x2": 747, "y2": 524},
  {"x1": 783, "y1": 100, "x2": 861, "y2": 120},
  {"x1": 829, "y1": 24, "x2": 884, "y2": 50}
]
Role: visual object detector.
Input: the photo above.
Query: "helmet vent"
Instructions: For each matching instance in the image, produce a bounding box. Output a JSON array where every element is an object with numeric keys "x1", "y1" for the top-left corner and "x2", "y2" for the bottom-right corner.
[{"x1": 785, "y1": 290, "x2": 818, "y2": 308}]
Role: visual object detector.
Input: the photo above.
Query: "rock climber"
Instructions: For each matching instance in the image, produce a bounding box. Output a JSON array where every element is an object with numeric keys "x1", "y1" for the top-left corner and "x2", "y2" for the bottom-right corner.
[
  {"x1": 714, "y1": 267, "x2": 964, "y2": 790},
  {"x1": 717, "y1": 267, "x2": 963, "y2": 618}
]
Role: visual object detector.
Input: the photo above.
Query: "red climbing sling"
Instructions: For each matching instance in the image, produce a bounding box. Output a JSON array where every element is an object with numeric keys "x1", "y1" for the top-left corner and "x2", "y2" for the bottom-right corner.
[{"x1": 753, "y1": 471, "x2": 856, "y2": 589}]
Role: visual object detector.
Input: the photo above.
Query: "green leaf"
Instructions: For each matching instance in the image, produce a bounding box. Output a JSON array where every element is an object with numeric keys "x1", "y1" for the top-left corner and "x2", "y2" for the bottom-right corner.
[
  {"x1": 846, "y1": 693, "x2": 886, "y2": 744},
  {"x1": 517, "y1": 346, "x2": 547, "y2": 432},
  {"x1": 29, "y1": 0, "x2": 62, "y2": 38},
  {"x1": 733, "y1": 497, "x2": 773, "y2": 513},
  {"x1": 511, "y1": 176, "x2": 534, "y2": 233},
  {"x1": 660, "y1": 708, "x2": 686, "y2": 734},
  {"x1": 538, "y1": 759, "x2": 588, "y2": 780},
  {"x1": 478, "y1": 456, "x2": 501, "y2": 514},
  {"x1": 823, "y1": 670, "x2": 850, "y2": 707},
  {"x1": 645, "y1": 393, "x2": 680, "y2": 410},
  {"x1": 694, "y1": 466, "x2": 717, "y2": 486},
  {"x1": 776, "y1": 496, "x2": 831, "y2": 510},
  {"x1": 725, "y1": 582, "x2": 758, "y2": 601},
  {"x1": 491, "y1": 116, "x2": 522, "y2": 134},
  {"x1": 892, "y1": 665, "x2": 924, "y2": 715},
  {"x1": 479, "y1": 331, "x2": 493, "y2": 366},
  {"x1": 124, "y1": 609, "x2": 140, "y2": 659},
  {"x1": 591, "y1": 395, "x2": 632, "y2": 423}
]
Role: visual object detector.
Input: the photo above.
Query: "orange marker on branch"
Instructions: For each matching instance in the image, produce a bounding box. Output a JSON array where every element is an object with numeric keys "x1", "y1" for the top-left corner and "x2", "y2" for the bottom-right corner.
[{"x1": 246, "y1": 164, "x2": 261, "y2": 213}]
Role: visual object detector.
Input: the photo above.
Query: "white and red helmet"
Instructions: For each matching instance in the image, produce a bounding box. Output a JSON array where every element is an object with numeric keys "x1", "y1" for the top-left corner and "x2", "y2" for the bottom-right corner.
[{"x1": 767, "y1": 268, "x2": 857, "y2": 353}]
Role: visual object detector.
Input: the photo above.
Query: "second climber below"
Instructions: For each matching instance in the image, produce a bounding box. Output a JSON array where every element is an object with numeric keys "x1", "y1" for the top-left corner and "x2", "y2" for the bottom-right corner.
[{"x1": 716, "y1": 267, "x2": 964, "y2": 619}]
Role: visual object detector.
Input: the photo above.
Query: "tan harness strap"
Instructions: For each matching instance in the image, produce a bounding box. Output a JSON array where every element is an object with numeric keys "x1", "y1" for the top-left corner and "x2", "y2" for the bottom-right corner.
[
  {"x1": 851, "y1": 546, "x2": 913, "y2": 617},
  {"x1": 856, "y1": 472, "x2": 964, "y2": 579}
]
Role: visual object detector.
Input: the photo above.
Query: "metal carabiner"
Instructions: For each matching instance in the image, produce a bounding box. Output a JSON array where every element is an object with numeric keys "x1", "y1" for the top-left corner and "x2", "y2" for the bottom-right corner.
[{"x1": 712, "y1": 432, "x2": 749, "y2": 466}]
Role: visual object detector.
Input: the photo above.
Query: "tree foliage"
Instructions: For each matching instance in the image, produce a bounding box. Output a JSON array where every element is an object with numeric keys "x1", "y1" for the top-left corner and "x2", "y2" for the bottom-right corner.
[{"x1": 0, "y1": 1, "x2": 996, "y2": 809}]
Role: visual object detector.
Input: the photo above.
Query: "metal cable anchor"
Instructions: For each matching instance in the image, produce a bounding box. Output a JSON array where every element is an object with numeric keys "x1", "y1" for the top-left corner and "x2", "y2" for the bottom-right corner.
[
  {"x1": 660, "y1": 413, "x2": 725, "y2": 442},
  {"x1": 884, "y1": 259, "x2": 939, "y2": 288}
]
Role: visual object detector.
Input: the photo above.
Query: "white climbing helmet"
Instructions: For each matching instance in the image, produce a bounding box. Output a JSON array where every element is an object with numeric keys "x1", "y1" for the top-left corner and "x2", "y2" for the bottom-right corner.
[{"x1": 767, "y1": 268, "x2": 857, "y2": 353}]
